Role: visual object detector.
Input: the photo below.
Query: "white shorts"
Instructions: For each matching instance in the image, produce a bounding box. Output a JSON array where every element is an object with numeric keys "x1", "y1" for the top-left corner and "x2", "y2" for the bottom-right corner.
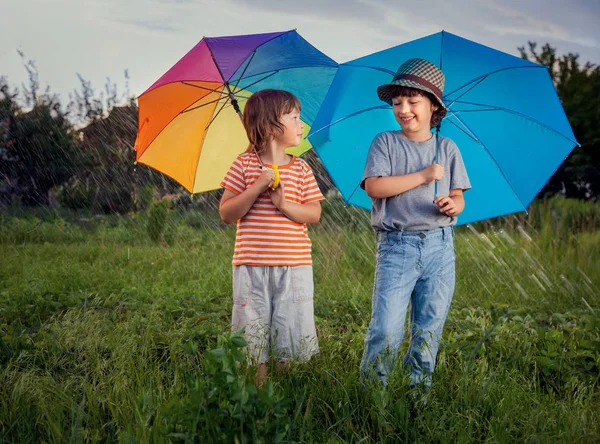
[{"x1": 232, "y1": 265, "x2": 319, "y2": 364}]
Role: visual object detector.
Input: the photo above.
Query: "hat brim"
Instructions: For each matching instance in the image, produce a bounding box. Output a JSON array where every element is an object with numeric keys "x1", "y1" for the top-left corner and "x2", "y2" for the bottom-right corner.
[{"x1": 377, "y1": 80, "x2": 446, "y2": 109}]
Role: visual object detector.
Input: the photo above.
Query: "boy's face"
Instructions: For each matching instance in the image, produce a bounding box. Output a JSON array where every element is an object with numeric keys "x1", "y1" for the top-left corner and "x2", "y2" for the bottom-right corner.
[
  {"x1": 391, "y1": 93, "x2": 438, "y2": 139},
  {"x1": 277, "y1": 108, "x2": 304, "y2": 148}
]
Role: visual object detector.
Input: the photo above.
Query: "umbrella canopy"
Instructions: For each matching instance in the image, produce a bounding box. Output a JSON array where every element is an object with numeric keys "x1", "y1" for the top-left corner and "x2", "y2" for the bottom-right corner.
[
  {"x1": 135, "y1": 30, "x2": 338, "y2": 193},
  {"x1": 308, "y1": 31, "x2": 578, "y2": 224}
]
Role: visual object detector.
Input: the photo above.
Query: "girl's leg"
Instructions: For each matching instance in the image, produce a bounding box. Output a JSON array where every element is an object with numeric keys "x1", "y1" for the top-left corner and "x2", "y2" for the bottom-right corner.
[
  {"x1": 255, "y1": 363, "x2": 268, "y2": 387},
  {"x1": 270, "y1": 266, "x2": 319, "y2": 362},
  {"x1": 232, "y1": 265, "x2": 271, "y2": 367}
]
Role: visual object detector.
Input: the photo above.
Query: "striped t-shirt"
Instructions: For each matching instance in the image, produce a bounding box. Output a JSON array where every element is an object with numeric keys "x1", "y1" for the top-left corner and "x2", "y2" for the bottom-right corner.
[{"x1": 221, "y1": 152, "x2": 324, "y2": 266}]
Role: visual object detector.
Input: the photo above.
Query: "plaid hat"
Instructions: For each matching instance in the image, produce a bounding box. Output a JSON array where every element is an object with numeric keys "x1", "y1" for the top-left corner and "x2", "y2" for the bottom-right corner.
[{"x1": 377, "y1": 58, "x2": 446, "y2": 109}]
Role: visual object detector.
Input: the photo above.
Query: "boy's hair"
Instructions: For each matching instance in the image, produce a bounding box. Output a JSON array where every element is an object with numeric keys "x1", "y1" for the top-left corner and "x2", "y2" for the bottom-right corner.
[
  {"x1": 243, "y1": 89, "x2": 301, "y2": 155},
  {"x1": 389, "y1": 86, "x2": 447, "y2": 130}
]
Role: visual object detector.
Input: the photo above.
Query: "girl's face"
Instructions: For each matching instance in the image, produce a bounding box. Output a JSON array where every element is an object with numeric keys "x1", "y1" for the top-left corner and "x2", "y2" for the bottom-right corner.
[
  {"x1": 392, "y1": 94, "x2": 438, "y2": 140},
  {"x1": 275, "y1": 108, "x2": 304, "y2": 148}
]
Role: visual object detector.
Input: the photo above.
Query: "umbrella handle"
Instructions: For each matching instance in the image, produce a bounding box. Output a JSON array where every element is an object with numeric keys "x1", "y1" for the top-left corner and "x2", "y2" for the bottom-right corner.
[{"x1": 433, "y1": 128, "x2": 440, "y2": 202}]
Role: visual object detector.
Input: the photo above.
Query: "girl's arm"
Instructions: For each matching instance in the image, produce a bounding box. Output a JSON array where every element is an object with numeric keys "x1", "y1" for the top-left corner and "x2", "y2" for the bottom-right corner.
[
  {"x1": 278, "y1": 200, "x2": 321, "y2": 224},
  {"x1": 268, "y1": 183, "x2": 321, "y2": 224},
  {"x1": 364, "y1": 164, "x2": 444, "y2": 198},
  {"x1": 219, "y1": 169, "x2": 274, "y2": 224}
]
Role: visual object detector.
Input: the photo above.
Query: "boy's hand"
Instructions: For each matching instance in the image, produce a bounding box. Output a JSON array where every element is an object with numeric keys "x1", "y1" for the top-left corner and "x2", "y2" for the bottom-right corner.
[
  {"x1": 422, "y1": 164, "x2": 444, "y2": 183},
  {"x1": 434, "y1": 195, "x2": 458, "y2": 216},
  {"x1": 255, "y1": 167, "x2": 275, "y2": 192},
  {"x1": 268, "y1": 180, "x2": 287, "y2": 210}
]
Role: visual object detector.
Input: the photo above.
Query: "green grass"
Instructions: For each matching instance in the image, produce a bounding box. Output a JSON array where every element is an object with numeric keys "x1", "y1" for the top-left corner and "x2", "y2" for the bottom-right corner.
[{"x1": 0, "y1": 201, "x2": 599, "y2": 442}]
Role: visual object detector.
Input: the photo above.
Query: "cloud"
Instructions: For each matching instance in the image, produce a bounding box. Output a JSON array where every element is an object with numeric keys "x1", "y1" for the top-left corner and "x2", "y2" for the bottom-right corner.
[
  {"x1": 1, "y1": 0, "x2": 598, "y2": 106},
  {"x1": 108, "y1": 18, "x2": 179, "y2": 35}
]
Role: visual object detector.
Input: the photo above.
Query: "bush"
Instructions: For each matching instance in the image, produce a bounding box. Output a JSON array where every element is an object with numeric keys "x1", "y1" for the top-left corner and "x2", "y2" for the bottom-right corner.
[
  {"x1": 146, "y1": 199, "x2": 172, "y2": 244},
  {"x1": 163, "y1": 330, "x2": 290, "y2": 442},
  {"x1": 134, "y1": 185, "x2": 154, "y2": 213},
  {"x1": 532, "y1": 196, "x2": 600, "y2": 236},
  {"x1": 93, "y1": 186, "x2": 134, "y2": 214},
  {"x1": 57, "y1": 177, "x2": 93, "y2": 210}
]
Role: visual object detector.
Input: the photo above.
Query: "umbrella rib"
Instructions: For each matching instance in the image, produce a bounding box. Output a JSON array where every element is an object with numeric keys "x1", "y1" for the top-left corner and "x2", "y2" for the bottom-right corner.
[
  {"x1": 444, "y1": 78, "x2": 486, "y2": 108},
  {"x1": 181, "y1": 81, "x2": 229, "y2": 95},
  {"x1": 232, "y1": 70, "x2": 280, "y2": 93},
  {"x1": 444, "y1": 65, "x2": 547, "y2": 101},
  {"x1": 445, "y1": 114, "x2": 482, "y2": 144},
  {"x1": 182, "y1": 96, "x2": 228, "y2": 113},
  {"x1": 342, "y1": 64, "x2": 396, "y2": 76},
  {"x1": 449, "y1": 99, "x2": 579, "y2": 146},
  {"x1": 232, "y1": 92, "x2": 252, "y2": 100},
  {"x1": 230, "y1": 64, "x2": 337, "y2": 91},
  {"x1": 450, "y1": 113, "x2": 528, "y2": 212},
  {"x1": 449, "y1": 108, "x2": 502, "y2": 114},
  {"x1": 309, "y1": 105, "x2": 391, "y2": 137},
  {"x1": 345, "y1": 182, "x2": 363, "y2": 205},
  {"x1": 232, "y1": 51, "x2": 257, "y2": 91},
  {"x1": 206, "y1": 97, "x2": 231, "y2": 128}
]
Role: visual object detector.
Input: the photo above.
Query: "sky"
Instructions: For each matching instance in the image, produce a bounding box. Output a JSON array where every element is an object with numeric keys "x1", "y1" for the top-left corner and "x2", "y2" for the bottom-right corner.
[{"x1": 2, "y1": 0, "x2": 599, "y2": 106}]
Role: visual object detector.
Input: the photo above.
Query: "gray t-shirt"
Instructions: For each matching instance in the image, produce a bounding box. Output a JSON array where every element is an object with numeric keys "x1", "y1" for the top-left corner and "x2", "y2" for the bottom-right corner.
[{"x1": 361, "y1": 131, "x2": 471, "y2": 232}]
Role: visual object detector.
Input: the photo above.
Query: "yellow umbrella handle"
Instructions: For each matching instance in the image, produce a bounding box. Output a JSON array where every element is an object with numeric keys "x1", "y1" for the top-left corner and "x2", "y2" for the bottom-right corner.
[{"x1": 272, "y1": 164, "x2": 280, "y2": 189}]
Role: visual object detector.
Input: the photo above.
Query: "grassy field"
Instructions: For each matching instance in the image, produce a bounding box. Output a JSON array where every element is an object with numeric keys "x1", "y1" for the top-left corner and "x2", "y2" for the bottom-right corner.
[{"x1": 1, "y1": 198, "x2": 599, "y2": 442}]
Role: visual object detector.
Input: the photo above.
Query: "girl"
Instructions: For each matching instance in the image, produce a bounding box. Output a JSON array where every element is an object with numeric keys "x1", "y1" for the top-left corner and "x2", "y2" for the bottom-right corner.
[{"x1": 220, "y1": 89, "x2": 324, "y2": 384}]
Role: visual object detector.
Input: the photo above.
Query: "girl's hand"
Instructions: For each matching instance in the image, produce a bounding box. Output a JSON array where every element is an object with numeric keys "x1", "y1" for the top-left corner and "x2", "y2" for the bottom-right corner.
[
  {"x1": 255, "y1": 167, "x2": 275, "y2": 192},
  {"x1": 434, "y1": 195, "x2": 458, "y2": 216},
  {"x1": 422, "y1": 164, "x2": 444, "y2": 183},
  {"x1": 268, "y1": 180, "x2": 287, "y2": 210}
]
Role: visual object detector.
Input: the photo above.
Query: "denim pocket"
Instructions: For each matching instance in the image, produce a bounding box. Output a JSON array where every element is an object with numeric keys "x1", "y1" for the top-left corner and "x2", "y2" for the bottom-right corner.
[
  {"x1": 291, "y1": 266, "x2": 314, "y2": 303},
  {"x1": 377, "y1": 238, "x2": 400, "y2": 261},
  {"x1": 232, "y1": 265, "x2": 252, "y2": 306}
]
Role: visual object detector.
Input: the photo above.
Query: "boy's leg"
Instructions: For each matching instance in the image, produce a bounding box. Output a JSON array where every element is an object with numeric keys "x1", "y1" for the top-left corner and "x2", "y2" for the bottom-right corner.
[
  {"x1": 232, "y1": 265, "x2": 271, "y2": 366},
  {"x1": 404, "y1": 227, "x2": 455, "y2": 388},
  {"x1": 270, "y1": 265, "x2": 319, "y2": 362},
  {"x1": 360, "y1": 233, "x2": 419, "y2": 385}
]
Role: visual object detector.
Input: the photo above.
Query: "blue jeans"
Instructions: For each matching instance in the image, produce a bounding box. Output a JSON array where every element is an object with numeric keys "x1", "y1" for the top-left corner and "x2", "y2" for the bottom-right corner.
[{"x1": 360, "y1": 226, "x2": 456, "y2": 387}]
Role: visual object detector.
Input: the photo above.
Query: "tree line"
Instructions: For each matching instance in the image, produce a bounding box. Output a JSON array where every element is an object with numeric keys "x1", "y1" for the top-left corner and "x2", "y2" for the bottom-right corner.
[{"x1": 1, "y1": 42, "x2": 598, "y2": 214}]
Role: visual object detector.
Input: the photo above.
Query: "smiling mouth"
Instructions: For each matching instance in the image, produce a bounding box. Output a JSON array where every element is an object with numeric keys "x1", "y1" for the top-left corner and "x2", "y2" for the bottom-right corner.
[{"x1": 400, "y1": 116, "x2": 415, "y2": 122}]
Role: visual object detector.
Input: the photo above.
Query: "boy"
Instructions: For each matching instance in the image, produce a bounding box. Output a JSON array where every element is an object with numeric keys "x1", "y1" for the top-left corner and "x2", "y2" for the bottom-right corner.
[{"x1": 360, "y1": 58, "x2": 471, "y2": 388}]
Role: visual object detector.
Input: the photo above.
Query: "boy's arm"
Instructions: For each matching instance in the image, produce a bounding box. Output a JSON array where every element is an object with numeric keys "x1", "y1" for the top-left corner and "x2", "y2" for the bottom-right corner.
[
  {"x1": 219, "y1": 169, "x2": 274, "y2": 224},
  {"x1": 364, "y1": 164, "x2": 444, "y2": 199},
  {"x1": 435, "y1": 189, "x2": 465, "y2": 216}
]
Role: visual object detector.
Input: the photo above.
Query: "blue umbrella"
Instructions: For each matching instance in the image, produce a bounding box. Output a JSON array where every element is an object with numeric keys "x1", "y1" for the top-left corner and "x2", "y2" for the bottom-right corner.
[{"x1": 308, "y1": 31, "x2": 579, "y2": 224}]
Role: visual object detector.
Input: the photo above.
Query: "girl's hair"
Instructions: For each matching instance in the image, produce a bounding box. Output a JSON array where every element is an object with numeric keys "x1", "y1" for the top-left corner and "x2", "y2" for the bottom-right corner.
[
  {"x1": 243, "y1": 89, "x2": 301, "y2": 155},
  {"x1": 389, "y1": 86, "x2": 447, "y2": 130}
]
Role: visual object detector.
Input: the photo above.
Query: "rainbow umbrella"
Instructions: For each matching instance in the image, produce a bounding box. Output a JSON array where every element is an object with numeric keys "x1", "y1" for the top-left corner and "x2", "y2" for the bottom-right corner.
[{"x1": 134, "y1": 30, "x2": 338, "y2": 193}]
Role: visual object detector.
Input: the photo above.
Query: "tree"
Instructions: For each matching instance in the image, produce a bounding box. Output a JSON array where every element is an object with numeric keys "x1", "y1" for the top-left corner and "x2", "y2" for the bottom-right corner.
[
  {"x1": 0, "y1": 75, "x2": 84, "y2": 206},
  {"x1": 519, "y1": 42, "x2": 600, "y2": 201},
  {"x1": 70, "y1": 74, "x2": 179, "y2": 213}
]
